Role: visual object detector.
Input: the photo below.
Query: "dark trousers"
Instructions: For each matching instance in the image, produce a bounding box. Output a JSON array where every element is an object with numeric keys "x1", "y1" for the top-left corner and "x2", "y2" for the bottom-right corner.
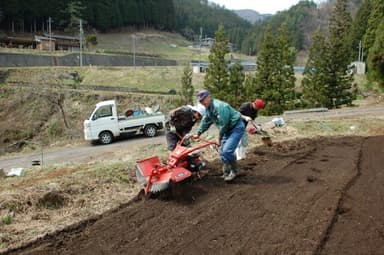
[{"x1": 166, "y1": 131, "x2": 180, "y2": 151}]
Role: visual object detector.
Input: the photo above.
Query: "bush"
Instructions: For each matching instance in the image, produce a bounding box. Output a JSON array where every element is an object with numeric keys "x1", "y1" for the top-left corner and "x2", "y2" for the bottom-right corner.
[
  {"x1": 47, "y1": 121, "x2": 64, "y2": 138},
  {"x1": 168, "y1": 89, "x2": 177, "y2": 95},
  {"x1": 86, "y1": 35, "x2": 98, "y2": 47},
  {"x1": 2, "y1": 215, "x2": 12, "y2": 225}
]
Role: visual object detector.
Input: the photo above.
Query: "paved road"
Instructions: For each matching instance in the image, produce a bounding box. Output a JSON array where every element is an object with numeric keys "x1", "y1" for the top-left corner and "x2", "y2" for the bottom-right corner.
[{"x1": 0, "y1": 105, "x2": 383, "y2": 172}]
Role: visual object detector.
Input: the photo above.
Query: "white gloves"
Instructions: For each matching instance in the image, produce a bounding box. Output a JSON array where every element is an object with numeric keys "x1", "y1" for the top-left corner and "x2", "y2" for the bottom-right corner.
[{"x1": 242, "y1": 116, "x2": 252, "y2": 122}]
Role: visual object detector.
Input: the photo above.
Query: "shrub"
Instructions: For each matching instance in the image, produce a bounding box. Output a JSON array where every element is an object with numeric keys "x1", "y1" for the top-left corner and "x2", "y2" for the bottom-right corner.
[
  {"x1": 2, "y1": 215, "x2": 12, "y2": 225},
  {"x1": 47, "y1": 121, "x2": 64, "y2": 138},
  {"x1": 168, "y1": 89, "x2": 176, "y2": 95}
]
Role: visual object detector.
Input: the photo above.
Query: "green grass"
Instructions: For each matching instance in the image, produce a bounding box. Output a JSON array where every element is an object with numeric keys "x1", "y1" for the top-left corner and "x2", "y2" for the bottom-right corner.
[
  {"x1": 354, "y1": 74, "x2": 369, "y2": 90},
  {"x1": 2, "y1": 214, "x2": 12, "y2": 225}
]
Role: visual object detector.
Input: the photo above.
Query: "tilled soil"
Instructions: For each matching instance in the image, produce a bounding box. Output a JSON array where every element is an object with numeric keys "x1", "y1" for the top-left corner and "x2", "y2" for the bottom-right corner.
[{"x1": 3, "y1": 136, "x2": 384, "y2": 255}]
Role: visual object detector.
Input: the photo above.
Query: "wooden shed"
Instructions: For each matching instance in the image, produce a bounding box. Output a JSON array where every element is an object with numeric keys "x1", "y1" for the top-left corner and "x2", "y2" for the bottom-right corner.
[
  {"x1": 34, "y1": 35, "x2": 55, "y2": 51},
  {"x1": 43, "y1": 34, "x2": 80, "y2": 51}
]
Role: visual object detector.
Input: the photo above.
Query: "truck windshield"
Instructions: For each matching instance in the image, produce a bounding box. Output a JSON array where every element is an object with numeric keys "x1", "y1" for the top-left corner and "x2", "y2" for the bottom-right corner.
[{"x1": 92, "y1": 105, "x2": 112, "y2": 120}]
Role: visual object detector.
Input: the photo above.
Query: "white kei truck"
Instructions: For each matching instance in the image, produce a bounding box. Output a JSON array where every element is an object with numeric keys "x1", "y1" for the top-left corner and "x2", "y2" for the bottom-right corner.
[{"x1": 84, "y1": 100, "x2": 165, "y2": 145}]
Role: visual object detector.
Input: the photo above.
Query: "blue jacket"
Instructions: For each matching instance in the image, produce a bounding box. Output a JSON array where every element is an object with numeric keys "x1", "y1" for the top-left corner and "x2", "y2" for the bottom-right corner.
[{"x1": 197, "y1": 98, "x2": 241, "y2": 138}]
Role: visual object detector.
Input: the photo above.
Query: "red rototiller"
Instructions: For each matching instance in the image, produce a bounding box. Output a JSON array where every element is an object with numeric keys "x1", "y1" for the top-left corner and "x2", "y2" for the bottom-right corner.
[{"x1": 135, "y1": 135, "x2": 218, "y2": 196}]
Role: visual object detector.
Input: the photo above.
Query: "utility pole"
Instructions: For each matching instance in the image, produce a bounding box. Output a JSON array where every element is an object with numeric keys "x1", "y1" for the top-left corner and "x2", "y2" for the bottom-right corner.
[
  {"x1": 133, "y1": 34, "x2": 136, "y2": 68},
  {"x1": 358, "y1": 40, "x2": 364, "y2": 62},
  {"x1": 199, "y1": 27, "x2": 202, "y2": 72},
  {"x1": 48, "y1": 17, "x2": 52, "y2": 52},
  {"x1": 79, "y1": 19, "x2": 83, "y2": 67},
  {"x1": 358, "y1": 40, "x2": 361, "y2": 62}
]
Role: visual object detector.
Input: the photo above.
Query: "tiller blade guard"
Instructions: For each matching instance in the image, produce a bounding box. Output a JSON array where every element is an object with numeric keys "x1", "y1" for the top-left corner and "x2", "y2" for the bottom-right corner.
[
  {"x1": 135, "y1": 135, "x2": 218, "y2": 196},
  {"x1": 135, "y1": 155, "x2": 192, "y2": 195}
]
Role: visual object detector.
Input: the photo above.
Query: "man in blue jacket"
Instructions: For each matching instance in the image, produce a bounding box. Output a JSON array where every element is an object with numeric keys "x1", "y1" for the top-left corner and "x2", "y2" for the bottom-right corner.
[{"x1": 194, "y1": 89, "x2": 245, "y2": 181}]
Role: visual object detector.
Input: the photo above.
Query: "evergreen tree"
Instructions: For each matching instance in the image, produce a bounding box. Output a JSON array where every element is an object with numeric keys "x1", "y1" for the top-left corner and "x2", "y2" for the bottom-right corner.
[
  {"x1": 85, "y1": 0, "x2": 112, "y2": 31},
  {"x1": 243, "y1": 74, "x2": 260, "y2": 101},
  {"x1": 276, "y1": 23, "x2": 296, "y2": 110},
  {"x1": 363, "y1": 0, "x2": 384, "y2": 86},
  {"x1": 349, "y1": 0, "x2": 371, "y2": 61},
  {"x1": 173, "y1": 0, "x2": 251, "y2": 46},
  {"x1": 363, "y1": 0, "x2": 384, "y2": 59},
  {"x1": 302, "y1": 29, "x2": 330, "y2": 107},
  {"x1": 162, "y1": 0, "x2": 175, "y2": 30},
  {"x1": 327, "y1": 0, "x2": 355, "y2": 108},
  {"x1": 240, "y1": 1, "x2": 317, "y2": 54},
  {"x1": 59, "y1": 1, "x2": 85, "y2": 33},
  {"x1": 367, "y1": 19, "x2": 384, "y2": 87},
  {"x1": 254, "y1": 24, "x2": 295, "y2": 115},
  {"x1": 203, "y1": 25, "x2": 230, "y2": 99},
  {"x1": 226, "y1": 61, "x2": 245, "y2": 108},
  {"x1": 179, "y1": 65, "x2": 194, "y2": 105},
  {"x1": 254, "y1": 27, "x2": 281, "y2": 114}
]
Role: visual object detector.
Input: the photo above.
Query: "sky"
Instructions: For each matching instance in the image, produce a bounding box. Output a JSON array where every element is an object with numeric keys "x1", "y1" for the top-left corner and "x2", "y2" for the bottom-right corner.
[{"x1": 210, "y1": 0, "x2": 304, "y2": 14}]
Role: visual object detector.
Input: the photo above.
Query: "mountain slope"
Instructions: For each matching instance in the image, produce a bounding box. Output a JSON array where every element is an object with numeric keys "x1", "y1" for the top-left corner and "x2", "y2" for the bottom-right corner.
[{"x1": 234, "y1": 9, "x2": 271, "y2": 24}]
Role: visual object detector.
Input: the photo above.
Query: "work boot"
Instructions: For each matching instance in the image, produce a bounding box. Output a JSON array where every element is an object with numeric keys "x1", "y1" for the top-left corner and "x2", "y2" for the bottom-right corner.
[
  {"x1": 221, "y1": 163, "x2": 230, "y2": 178},
  {"x1": 224, "y1": 161, "x2": 238, "y2": 182}
]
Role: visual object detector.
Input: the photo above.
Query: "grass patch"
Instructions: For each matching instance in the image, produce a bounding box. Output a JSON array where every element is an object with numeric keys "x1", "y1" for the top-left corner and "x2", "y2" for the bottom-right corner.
[
  {"x1": 0, "y1": 159, "x2": 141, "y2": 251},
  {"x1": 2, "y1": 214, "x2": 12, "y2": 225},
  {"x1": 47, "y1": 121, "x2": 65, "y2": 138}
]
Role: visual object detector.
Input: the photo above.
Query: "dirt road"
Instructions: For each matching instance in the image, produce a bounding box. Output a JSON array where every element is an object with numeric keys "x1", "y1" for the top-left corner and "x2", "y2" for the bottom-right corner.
[
  {"x1": 3, "y1": 135, "x2": 384, "y2": 255},
  {"x1": 0, "y1": 134, "x2": 165, "y2": 172}
]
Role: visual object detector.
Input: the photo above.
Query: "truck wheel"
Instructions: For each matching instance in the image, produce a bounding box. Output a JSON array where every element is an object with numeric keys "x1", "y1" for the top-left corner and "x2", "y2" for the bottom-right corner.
[
  {"x1": 144, "y1": 125, "x2": 157, "y2": 137},
  {"x1": 99, "y1": 131, "x2": 113, "y2": 144}
]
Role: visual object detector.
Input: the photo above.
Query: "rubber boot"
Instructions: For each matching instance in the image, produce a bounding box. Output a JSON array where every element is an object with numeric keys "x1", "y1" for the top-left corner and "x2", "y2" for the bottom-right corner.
[
  {"x1": 224, "y1": 161, "x2": 238, "y2": 182},
  {"x1": 221, "y1": 163, "x2": 230, "y2": 178}
]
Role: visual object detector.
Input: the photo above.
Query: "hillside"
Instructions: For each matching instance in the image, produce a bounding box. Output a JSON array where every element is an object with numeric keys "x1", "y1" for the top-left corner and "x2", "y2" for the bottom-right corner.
[
  {"x1": 0, "y1": 0, "x2": 252, "y2": 54},
  {"x1": 0, "y1": 81, "x2": 175, "y2": 156},
  {"x1": 234, "y1": 9, "x2": 270, "y2": 24},
  {"x1": 240, "y1": 0, "x2": 364, "y2": 53},
  {"x1": 96, "y1": 31, "x2": 193, "y2": 60},
  {"x1": 0, "y1": 26, "x2": 261, "y2": 156}
]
